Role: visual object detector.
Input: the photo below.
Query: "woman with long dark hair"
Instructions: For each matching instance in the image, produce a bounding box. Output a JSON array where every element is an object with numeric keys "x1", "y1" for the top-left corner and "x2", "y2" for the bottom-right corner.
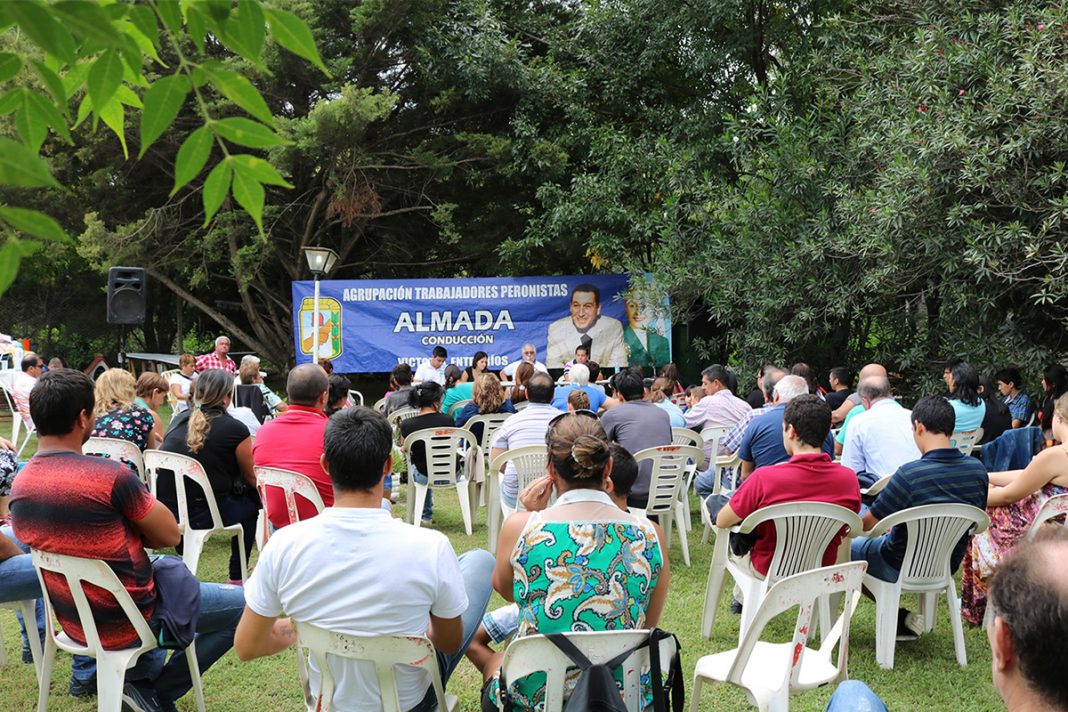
[
  {"x1": 944, "y1": 360, "x2": 986, "y2": 433},
  {"x1": 1039, "y1": 364, "x2": 1068, "y2": 439},
  {"x1": 440, "y1": 363, "x2": 474, "y2": 416},
  {"x1": 461, "y1": 350, "x2": 491, "y2": 383}
]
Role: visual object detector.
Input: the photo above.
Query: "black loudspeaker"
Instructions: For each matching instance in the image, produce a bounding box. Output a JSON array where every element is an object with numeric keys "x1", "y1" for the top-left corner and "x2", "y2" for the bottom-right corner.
[{"x1": 107, "y1": 266, "x2": 146, "y2": 325}]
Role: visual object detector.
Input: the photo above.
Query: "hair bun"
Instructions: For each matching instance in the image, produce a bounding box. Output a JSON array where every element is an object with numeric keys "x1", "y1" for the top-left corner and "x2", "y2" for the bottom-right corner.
[{"x1": 571, "y1": 434, "x2": 610, "y2": 475}]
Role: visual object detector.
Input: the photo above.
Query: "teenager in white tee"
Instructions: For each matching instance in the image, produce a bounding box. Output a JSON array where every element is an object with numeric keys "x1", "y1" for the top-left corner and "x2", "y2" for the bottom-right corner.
[{"x1": 235, "y1": 407, "x2": 493, "y2": 712}]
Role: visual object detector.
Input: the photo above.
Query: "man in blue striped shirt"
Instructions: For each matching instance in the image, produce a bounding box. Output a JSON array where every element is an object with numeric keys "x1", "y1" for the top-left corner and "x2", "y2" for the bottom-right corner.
[{"x1": 851, "y1": 395, "x2": 988, "y2": 639}]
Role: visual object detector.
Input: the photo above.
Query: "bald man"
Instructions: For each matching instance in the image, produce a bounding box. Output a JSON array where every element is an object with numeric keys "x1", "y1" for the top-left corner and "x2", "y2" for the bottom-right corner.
[{"x1": 833, "y1": 364, "x2": 888, "y2": 454}]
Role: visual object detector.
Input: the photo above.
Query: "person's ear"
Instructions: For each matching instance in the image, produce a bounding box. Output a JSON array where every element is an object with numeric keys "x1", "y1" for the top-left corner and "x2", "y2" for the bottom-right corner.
[
  {"x1": 990, "y1": 616, "x2": 1015, "y2": 673},
  {"x1": 319, "y1": 453, "x2": 331, "y2": 476}
]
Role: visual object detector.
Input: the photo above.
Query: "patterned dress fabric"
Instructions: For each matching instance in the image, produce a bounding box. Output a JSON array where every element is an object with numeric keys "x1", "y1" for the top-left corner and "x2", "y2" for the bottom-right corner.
[
  {"x1": 494, "y1": 514, "x2": 663, "y2": 710},
  {"x1": 961, "y1": 482, "x2": 1068, "y2": 625},
  {"x1": 91, "y1": 405, "x2": 155, "y2": 473}
]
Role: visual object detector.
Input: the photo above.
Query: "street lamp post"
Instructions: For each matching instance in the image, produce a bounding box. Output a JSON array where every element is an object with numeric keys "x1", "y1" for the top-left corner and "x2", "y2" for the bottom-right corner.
[{"x1": 302, "y1": 246, "x2": 339, "y2": 364}]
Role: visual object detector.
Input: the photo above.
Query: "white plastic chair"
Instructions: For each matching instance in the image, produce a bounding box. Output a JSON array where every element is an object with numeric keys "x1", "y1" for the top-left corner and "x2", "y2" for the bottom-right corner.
[
  {"x1": 31, "y1": 549, "x2": 206, "y2": 712},
  {"x1": 388, "y1": 406, "x2": 419, "y2": 430},
  {"x1": 294, "y1": 623, "x2": 457, "y2": 712},
  {"x1": 701, "y1": 502, "x2": 863, "y2": 644},
  {"x1": 84, "y1": 436, "x2": 147, "y2": 484},
  {"x1": 447, "y1": 399, "x2": 473, "y2": 418},
  {"x1": 691, "y1": 562, "x2": 866, "y2": 712},
  {"x1": 142, "y1": 450, "x2": 248, "y2": 582},
  {"x1": 465, "y1": 412, "x2": 513, "y2": 451},
  {"x1": 372, "y1": 397, "x2": 387, "y2": 413},
  {"x1": 0, "y1": 600, "x2": 42, "y2": 678},
  {"x1": 498, "y1": 630, "x2": 678, "y2": 712},
  {"x1": 632, "y1": 445, "x2": 705, "y2": 567},
  {"x1": 403, "y1": 427, "x2": 478, "y2": 535},
  {"x1": 860, "y1": 503, "x2": 988, "y2": 668},
  {"x1": 1027, "y1": 493, "x2": 1068, "y2": 539},
  {"x1": 160, "y1": 369, "x2": 180, "y2": 409},
  {"x1": 949, "y1": 428, "x2": 983, "y2": 455},
  {"x1": 254, "y1": 466, "x2": 326, "y2": 547},
  {"x1": 485, "y1": 445, "x2": 547, "y2": 554},
  {"x1": 347, "y1": 390, "x2": 364, "y2": 407},
  {"x1": 700, "y1": 452, "x2": 743, "y2": 545},
  {"x1": 860, "y1": 474, "x2": 892, "y2": 498}
]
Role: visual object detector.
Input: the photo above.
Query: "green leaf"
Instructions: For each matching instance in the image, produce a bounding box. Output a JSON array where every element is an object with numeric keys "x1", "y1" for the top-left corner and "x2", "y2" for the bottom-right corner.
[
  {"x1": 61, "y1": 62, "x2": 90, "y2": 98},
  {"x1": 171, "y1": 125, "x2": 213, "y2": 195},
  {"x1": 155, "y1": 0, "x2": 182, "y2": 35},
  {"x1": 31, "y1": 61, "x2": 67, "y2": 114},
  {"x1": 73, "y1": 94, "x2": 91, "y2": 129},
  {"x1": 0, "y1": 206, "x2": 69, "y2": 242},
  {"x1": 0, "y1": 90, "x2": 19, "y2": 115},
  {"x1": 14, "y1": 88, "x2": 71, "y2": 151},
  {"x1": 116, "y1": 85, "x2": 143, "y2": 109},
  {"x1": 202, "y1": 159, "x2": 232, "y2": 225},
  {"x1": 119, "y1": 33, "x2": 144, "y2": 77},
  {"x1": 88, "y1": 49, "x2": 124, "y2": 111},
  {"x1": 99, "y1": 96, "x2": 128, "y2": 158},
  {"x1": 124, "y1": 18, "x2": 164, "y2": 67},
  {"x1": 0, "y1": 137, "x2": 59, "y2": 187},
  {"x1": 223, "y1": 0, "x2": 265, "y2": 63},
  {"x1": 52, "y1": 1, "x2": 122, "y2": 47},
  {"x1": 230, "y1": 154, "x2": 293, "y2": 187},
  {"x1": 0, "y1": 53, "x2": 21, "y2": 83},
  {"x1": 0, "y1": 239, "x2": 20, "y2": 295},
  {"x1": 6, "y1": 1, "x2": 77, "y2": 64},
  {"x1": 139, "y1": 74, "x2": 190, "y2": 157},
  {"x1": 201, "y1": 64, "x2": 273, "y2": 124},
  {"x1": 212, "y1": 117, "x2": 287, "y2": 149},
  {"x1": 185, "y1": 4, "x2": 208, "y2": 54},
  {"x1": 264, "y1": 7, "x2": 329, "y2": 75},
  {"x1": 127, "y1": 5, "x2": 159, "y2": 51},
  {"x1": 231, "y1": 164, "x2": 265, "y2": 233}
]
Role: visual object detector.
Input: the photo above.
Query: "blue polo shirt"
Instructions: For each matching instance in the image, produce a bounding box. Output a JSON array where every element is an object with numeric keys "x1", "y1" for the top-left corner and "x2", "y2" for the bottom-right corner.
[
  {"x1": 869, "y1": 447, "x2": 988, "y2": 570},
  {"x1": 738, "y1": 403, "x2": 835, "y2": 469}
]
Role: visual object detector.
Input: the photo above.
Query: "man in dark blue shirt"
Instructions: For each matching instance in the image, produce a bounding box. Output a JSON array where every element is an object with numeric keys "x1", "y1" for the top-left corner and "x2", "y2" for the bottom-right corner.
[
  {"x1": 737, "y1": 375, "x2": 835, "y2": 480},
  {"x1": 852, "y1": 395, "x2": 988, "y2": 639}
]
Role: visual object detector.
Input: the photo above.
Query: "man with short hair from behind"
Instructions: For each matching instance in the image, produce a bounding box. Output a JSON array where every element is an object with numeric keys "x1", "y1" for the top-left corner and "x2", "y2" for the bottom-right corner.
[
  {"x1": 12, "y1": 352, "x2": 43, "y2": 430},
  {"x1": 824, "y1": 367, "x2": 854, "y2": 411},
  {"x1": 685, "y1": 364, "x2": 752, "y2": 467},
  {"x1": 600, "y1": 370, "x2": 673, "y2": 509},
  {"x1": 236, "y1": 408, "x2": 494, "y2": 712},
  {"x1": 988, "y1": 528, "x2": 1068, "y2": 712},
  {"x1": 851, "y1": 395, "x2": 988, "y2": 639},
  {"x1": 385, "y1": 362, "x2": 415, "y2": 415},
  {"x1": 10, "y1": 369, "x2": 248, "y2": 711},
  {"x1": 195, "y1": 335, "x2": 237, "y2": 374},
  {"x1": 737, "y1": 375, "x2": 835, "y2": 481},
  {"x1": 253, "y1": 364, "x2": 336, "y2": 529},
  {"x1": 840, "y1": 376, "x2": 920, "y2": 488},
  {"x1": 490, "y1": 371, "x2": 559, "y2": 510},
  {"x1": 414, "y1": 346, "x2": 448, "y2": 385},
  {"x1": 721, "y1": 366, "x2": 785, "y2": 458},
  {"x1": 716, "y1": 395, "x2": 861, "y2": 608}
]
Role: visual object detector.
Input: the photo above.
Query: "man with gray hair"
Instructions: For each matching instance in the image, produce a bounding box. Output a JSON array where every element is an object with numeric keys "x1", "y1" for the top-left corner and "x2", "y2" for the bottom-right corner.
[
  {"x1": 500, "y1": 343, "x2": 549, "y2": 380},
  {"x1": 195, "y1": 335, "x2": 237, "y2": 374},
  {"x1": 737, "y1": 374, "x2": 835, "y2": 478},
  {"x1": 550, "y1": 363, "x2": 606, "y2": 412},
  {"x1": 840, "y1": 376, "x2": 920, "y2": 488}
]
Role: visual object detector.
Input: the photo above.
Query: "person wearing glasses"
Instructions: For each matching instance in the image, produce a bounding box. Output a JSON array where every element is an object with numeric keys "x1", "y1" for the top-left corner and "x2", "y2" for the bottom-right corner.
[
  {"x1": 12, "y1": 353, "x2": 44, "y2": 431},
  {"x1": 500, "y1": 343, "x2": 549, "y2": 382},
  {"x1": 480, "y1": 413, "x2": 669, "y2": 709}
]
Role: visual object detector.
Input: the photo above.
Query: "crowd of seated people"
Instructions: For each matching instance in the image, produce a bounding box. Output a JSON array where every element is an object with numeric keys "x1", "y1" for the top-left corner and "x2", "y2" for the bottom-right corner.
[{"x1": 5, "y1": 342, "x2": 1068, "y2": 712}]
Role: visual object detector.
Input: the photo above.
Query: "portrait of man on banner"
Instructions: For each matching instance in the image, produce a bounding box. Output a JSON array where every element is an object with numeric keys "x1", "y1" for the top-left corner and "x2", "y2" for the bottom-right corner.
[{"x1": 545, "y1": 283, "x2": 626, "y2": 368}]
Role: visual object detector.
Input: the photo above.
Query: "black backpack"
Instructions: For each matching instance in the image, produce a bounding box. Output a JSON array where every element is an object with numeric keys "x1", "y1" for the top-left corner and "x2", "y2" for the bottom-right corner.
[{"x1": 514, "y1": 629, "x2": 684, "y2": 712}]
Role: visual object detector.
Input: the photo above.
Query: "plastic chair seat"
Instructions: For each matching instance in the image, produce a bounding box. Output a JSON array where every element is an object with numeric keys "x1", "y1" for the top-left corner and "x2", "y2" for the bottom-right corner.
[{"x1": 693, "y1": 641, "x2": 840, "y2": 693}]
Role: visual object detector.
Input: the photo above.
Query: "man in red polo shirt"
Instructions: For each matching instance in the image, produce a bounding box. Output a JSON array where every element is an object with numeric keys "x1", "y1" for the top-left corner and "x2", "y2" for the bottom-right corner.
[
  {"x1": 716, "y1": 394, "x2": 861, "y2": 586},
  {"x1": 252, "y1": 364, "x2": 333, "y2": 528}
]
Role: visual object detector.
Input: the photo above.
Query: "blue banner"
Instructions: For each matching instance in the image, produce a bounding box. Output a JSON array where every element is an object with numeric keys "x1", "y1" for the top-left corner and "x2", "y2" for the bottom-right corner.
[{"x1": 291, "y1": 274, "x2": 671, "y2": 373}]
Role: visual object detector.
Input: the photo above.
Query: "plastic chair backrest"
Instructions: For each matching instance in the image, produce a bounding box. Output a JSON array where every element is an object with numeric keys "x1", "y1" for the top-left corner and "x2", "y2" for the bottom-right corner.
[
  {"x1": 634, "y1": 445, "x2": 705, "y2": 516},
  {"x1": 31, "y1": 549, "x2": 155, "y2": 656},
  {"x1": 373, "y1": 397, "x2": 387, "y2": 413},
  {"x1": 388, "y1": 407, "x2": 419, "y2": 429},
  {"x1": 488, "y1": 445, "x2": 549, "y2": 512},
  {"x1": 738, "y1": 502, "x2": 863, "y2": 586},
  {"x1": 84, "y1": 436, "x2": 146, "y2": 483},
  {"x1": 294, "y1": 623, "x2": 449, "y2": 712},
  {"x1": 949, "y1": 428, "x2": 983, "y2": 455},
  {"x1": 160, "y1": 370, "x2": 179, "y2": 407},
  {"x1": 861, "y1": 474, "x2": 893, "y2": 497},
  {"x1": 512, "y1": 400, "x2": 529, "y2": 412},
  {"x1": 671, "y1": 427, "x2": 703, "y2": 449},
  {"x1": 143, "y1": 450, "x2": 226, "y2": 532},
  {"x1": 447, "y1": 399, "x2": 473, "y2": 417},
  {"x1": 500, "y1": 630, "x2": 677, "y2": 712},
  {"x1": 348, "y1": 390, "x2": 364, "y2": 407},
  {"x1": 466, "y1": 412, "x2": 513, "y2": 449},
  {"x1": 727, "y1": 562, "x2": 866, "y2": 692},
  {"x1": 403, "y1": 427, "x2": 476, "y2": 486},
  {"x1": 874, "y1": 504, "x2": 989, "y2": 589},
  {"x1": 1027, "y1": 493, "x2": 1068, "y2": 540},
  {"x1": 254, "y1": 466, "x2": 325, "y2": 527}
]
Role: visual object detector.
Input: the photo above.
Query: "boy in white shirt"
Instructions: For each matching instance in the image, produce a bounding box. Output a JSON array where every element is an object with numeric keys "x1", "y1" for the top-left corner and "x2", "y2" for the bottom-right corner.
[{"x1": 414, "y1": 346, "x2": 448, "y2": 385}]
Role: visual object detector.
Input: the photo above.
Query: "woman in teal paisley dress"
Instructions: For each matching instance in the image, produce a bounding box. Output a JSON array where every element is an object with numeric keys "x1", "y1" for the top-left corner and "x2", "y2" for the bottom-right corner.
[
  {"x1": 483, "y1": 413, "x2": 670, "y2": 710},
  {"x1": 961, "y1": 392, "x2": 1068, "y2": 625}
]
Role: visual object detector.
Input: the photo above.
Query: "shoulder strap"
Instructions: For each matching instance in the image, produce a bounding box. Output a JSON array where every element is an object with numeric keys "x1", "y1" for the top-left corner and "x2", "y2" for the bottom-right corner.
[
  {"x1": 545, "y1": 633, "x2": 595, "y2": 669},
  {"x1": 646, "y1": 629, "x2": 684, "y2": 712}
]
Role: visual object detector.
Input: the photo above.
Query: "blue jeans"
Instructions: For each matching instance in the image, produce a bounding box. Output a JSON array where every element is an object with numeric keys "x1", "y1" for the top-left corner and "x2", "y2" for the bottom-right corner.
[
  {"x1": 178, "y1": 490, "x2": 259, "y2": 581},
  {"x1": 824, "y1": 681, "x2": 888, "y2": 712},
  {"x1": 850, "y1": 535, "x2": 901, "y2": 583},
  {"x1": 409, "y1": 549, "x2": 495, "y2": 712},
  {"x1": 126, "y1": 557, "x2": 245, "y2": 703},
  {"x1": 694, "y1": 466, "x2": 737, "y2": 498},
  {"x1": 411, "y1": 466, "x2": 434, "y2": 521}
]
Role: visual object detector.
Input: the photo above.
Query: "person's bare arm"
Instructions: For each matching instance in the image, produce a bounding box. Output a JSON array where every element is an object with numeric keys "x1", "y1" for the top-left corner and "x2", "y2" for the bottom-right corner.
[
  {"x1": 861, "y1": 509, "x2": 880, "y2": 532},
  {"x1": 0, "y1": 534, "x2": 23, "y2": 561},
  {"x1": 987, "y1": 451, "x2": 1056, "y2": 507},
  {"x1": 1011, "y1": 418, "x2": 1023, "y2": 429},
  {"x1": 131, "y1": 500, "x2": 181, "y2": 548},
  {"x1": 739, "y1": 459, "x2": 755, "y2": 481},
  {"x1": 644, "y1": 521, "x2": 671, "y2": 626},
  {"x1": 234, "y1": 607, "x2": 296, "y2": 661},
  {"x1": 0, "y1": 437, "x2": 14, "y2": 452},
  {"x1": 236, "y1": 437, "x2": 256, "y2": 487},
  {"x1": 831, "y1": 399, "x2": 853, "y2": 425},
  {"x1": 987, "y1": 469, "x2": 1024, "y2": 487},
  {"x1": 491, "y1": 513, "x2": 530, "y2": 601},
  {"x1": 427, "y1": 614, "x2": 463, "y2": 654},
  {"x1": 716, "y1": 502, "x2": 742, "y2": 529}
]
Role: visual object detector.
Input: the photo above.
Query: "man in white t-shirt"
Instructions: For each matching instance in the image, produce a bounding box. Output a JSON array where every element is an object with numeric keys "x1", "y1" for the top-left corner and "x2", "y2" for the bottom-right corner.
[
  {"x1": 12, "y1": 353, "x2": 43, "y2": 428},
  {"x1": 413, "y1": 346, "x2": 448, "y2": 385},
  {"x1": 235, "y1": 407, "x2": 494, "y2": 712},
  {"x1": 500, "y1": 342, "x2": 549, "y2": 381}
]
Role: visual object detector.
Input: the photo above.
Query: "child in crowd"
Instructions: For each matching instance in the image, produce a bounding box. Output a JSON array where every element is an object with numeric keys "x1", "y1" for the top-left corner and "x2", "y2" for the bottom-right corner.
[{"x1": 566, "y1": 389, "x2": 590, "y2": 412}]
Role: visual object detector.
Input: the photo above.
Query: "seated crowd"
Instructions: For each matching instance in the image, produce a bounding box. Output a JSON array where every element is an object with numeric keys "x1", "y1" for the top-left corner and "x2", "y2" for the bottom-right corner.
[{"x1": 2, "y1": 339, "x2": 1068, "y2": 712}]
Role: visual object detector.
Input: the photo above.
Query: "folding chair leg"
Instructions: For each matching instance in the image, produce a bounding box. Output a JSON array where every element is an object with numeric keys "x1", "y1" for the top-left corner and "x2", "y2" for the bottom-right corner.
[
  {"x1": 182, "y1": 533, "x2": 207, "y2": 577},
  {"x1": 945, "y1": 582, "x2": 968, "y2": 666},
  {"x1": 689, "y1": 675, "x2": 703, "y2": 712},
  {"x1": 674, "y1": 501, "x2": 691, "y2": 567},
  {"x1": 413, "y1": 485, "x2": 429, "y2": 528},
  {"x1": 456, "y1": 481, "x2": 473, "y2": 536},
  {"x1": 185, "y1": 643, "x2": 206, "y2": 712},
  {"x1": 36, "y1": 639, "x2": 56, "y2": 712}
]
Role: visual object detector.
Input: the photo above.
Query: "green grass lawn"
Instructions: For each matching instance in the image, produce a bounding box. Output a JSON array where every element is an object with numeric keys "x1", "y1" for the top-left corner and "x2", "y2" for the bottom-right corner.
[{"x1": 1, "y1": 410, "x2": 1005, "y2": 710}]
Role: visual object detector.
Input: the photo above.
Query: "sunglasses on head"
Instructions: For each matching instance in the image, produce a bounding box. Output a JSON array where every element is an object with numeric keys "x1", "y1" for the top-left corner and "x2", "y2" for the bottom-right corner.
[{"x1": 547, "y1": 409, "x2": 599, "y2": 429}]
